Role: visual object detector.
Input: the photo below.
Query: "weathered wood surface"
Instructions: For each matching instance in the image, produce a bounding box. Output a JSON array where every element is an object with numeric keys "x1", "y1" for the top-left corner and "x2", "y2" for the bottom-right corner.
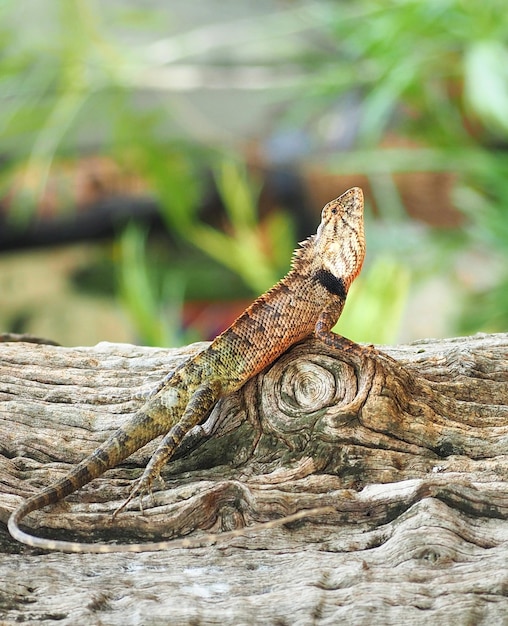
[{"x1": 0, "y1": 333, "x2": 507, "y2": 625}]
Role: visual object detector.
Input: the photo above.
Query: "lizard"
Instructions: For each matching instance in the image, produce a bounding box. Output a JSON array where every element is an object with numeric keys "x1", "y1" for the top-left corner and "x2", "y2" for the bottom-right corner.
[{"x1": 7, "y1": 186, "x2": 366, "y2": 553}]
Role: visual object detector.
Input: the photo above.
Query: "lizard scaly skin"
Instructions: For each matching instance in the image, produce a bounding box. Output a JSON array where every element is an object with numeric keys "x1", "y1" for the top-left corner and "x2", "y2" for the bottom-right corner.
[{"x1": 8, "y1": 187, "x2": 365, "y2": 552}]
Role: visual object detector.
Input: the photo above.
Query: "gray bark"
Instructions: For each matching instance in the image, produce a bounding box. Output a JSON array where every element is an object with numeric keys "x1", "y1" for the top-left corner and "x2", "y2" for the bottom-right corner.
[{"x1": 0, "y1": 333, "x2": 507, "y2": 625}]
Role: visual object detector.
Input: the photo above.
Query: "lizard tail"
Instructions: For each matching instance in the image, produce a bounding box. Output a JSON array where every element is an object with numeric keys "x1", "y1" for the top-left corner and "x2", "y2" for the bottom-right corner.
[
  {"x1": 9, "y1": 500, "x2": 334, "y2": 553},
  {"x1": 8, "y1": 408, "x2": 164, "y2": 550}
]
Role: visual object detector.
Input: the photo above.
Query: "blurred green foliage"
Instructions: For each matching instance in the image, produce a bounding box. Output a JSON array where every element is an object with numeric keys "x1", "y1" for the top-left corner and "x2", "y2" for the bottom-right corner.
[
  {"x1": 156, "y1": 158, "x2": 296, "y2": 295},
  {"x1": 308, "y1": 0, "x2": 508, "y2": 336},
  {"x1": 1, "y1": 0, "x2": 508, "y2": 345},
  {"x1": 117, "y1": 223, "x2": 191, "y2": 347},
  {"x1": 115, "y1": 159, "x2": 295, "y2": 345}
]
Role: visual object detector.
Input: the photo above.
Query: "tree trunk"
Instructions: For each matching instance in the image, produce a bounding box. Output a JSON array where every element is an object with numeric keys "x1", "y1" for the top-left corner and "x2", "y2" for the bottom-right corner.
[{"x1": 0, "y1": 334, "x2": 507, "y2": 625}]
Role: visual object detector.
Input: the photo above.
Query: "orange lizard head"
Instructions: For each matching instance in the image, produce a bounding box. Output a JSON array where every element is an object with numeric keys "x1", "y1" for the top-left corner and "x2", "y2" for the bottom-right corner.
[{"x1": 314, "y1": 187, "x2": 366, "y2": 292}]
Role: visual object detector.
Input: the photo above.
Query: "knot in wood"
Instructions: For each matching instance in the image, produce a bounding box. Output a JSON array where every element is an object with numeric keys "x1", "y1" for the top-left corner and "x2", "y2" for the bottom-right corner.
[
  {"x1": 281, "y1": 359, "x2": 337, "y2": 412},
  {"x1": 258, "y1": 346, "x2": 358, "y2": 439}
]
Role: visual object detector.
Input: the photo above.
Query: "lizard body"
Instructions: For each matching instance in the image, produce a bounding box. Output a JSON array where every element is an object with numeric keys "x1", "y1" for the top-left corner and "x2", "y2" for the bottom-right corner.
[{"x1": 8, "y1": 187, "x2": 365, "y2": 552}]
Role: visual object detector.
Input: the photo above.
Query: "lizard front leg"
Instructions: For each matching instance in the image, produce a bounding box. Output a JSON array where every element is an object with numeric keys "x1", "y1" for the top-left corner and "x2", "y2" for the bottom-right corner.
[
  {"x1": 314, "y1": 307, "x2": 382, "y2": 363},
  {"x1": 316, "y1": 306, "x2": 388, "y2": 368},
  {"x1": 314, "y1": 307, "x2": 361, "y2": 352},
  {"x1": 115, "y1": 382, "x2": 220, "y2": 516}
]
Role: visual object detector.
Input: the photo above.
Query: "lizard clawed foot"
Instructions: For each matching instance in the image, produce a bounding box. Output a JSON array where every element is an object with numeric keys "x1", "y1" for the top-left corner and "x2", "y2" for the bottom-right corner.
[{"x1": 112, "y1": 473, "x2": 161, "y2": 520}]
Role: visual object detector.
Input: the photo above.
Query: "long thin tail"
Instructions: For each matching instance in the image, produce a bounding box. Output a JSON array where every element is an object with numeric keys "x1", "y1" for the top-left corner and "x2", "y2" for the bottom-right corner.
[
  {"x1": 9, "y1": 500, "x2": 334, "y2": 553},
  {"x1": 8, "y1": 409, "x2": 162, "y2": 549}
]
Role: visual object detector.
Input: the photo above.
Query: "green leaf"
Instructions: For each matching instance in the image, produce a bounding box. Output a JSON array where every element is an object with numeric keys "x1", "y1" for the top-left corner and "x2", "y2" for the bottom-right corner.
[{"x1": 464, "y1": 41, "x2": 508, "y2": 135}]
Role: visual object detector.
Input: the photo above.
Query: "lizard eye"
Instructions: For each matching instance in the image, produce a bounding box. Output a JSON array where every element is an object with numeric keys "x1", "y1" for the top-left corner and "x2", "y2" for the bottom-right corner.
[{"x1": 331, "y1": 208, "x2": 337, "y2": 214}]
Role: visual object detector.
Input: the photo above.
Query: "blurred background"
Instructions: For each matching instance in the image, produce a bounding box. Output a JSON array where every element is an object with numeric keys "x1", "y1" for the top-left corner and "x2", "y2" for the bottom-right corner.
[{"x1": 1, "y1": 0, "x2": 507, "y2": 347}]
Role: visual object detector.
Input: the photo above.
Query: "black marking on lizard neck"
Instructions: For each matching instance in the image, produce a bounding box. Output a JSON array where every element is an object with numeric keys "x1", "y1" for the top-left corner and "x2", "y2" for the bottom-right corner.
[{"x1": 314, "y1": 269, "x2": 347, "y2": 300}]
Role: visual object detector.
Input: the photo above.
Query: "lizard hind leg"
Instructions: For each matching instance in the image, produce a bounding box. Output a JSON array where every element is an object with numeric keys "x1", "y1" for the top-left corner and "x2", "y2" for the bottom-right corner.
[{"x1": 114, "y1": 383, "x2": 220, "y2": 517}]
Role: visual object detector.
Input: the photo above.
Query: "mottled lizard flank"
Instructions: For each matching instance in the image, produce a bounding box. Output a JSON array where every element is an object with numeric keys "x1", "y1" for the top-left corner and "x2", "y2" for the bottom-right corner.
[{"x1": 8, "y1": 187, "x2": 366, "y2": 552}]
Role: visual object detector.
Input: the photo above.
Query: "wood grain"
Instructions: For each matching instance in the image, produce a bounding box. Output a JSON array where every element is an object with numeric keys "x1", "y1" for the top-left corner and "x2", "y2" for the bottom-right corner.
[{"x1": 0, "y1": 334, "x2": 507, "y2": 625}]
